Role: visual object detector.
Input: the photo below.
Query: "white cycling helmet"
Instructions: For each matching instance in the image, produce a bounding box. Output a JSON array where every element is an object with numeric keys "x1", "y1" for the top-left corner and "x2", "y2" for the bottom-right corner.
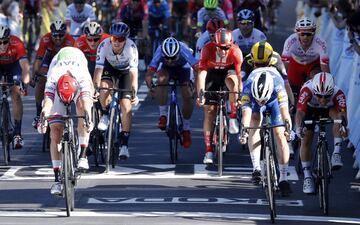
[
  {"x1": 161, "y1": 37, "x2": 180, "y2": 58},
  {"x1": 0, "y1": 25, "x2": 10, "y2": 39},
  {"x1": 84, "y1": 22, "x2": 102, "y2": 36},
  {"x1": 312, "y1": 72, "x2": 334, "y2": 96},
  {"x1": 251, "y1": 71, "x2": 274, "y2": 103},
  {"x1": 295, "y1": 17, "x2": 316, "y2": 32}
]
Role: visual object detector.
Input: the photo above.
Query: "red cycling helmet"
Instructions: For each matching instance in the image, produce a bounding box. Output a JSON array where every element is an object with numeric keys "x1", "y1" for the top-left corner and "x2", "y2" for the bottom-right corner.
[
  {"x1": 206, "y1": 19, "x2": 225, "y2": 34},
  {"x1": 57, "y1": 73, "x2": 79, "y2": 105},
  {"x1": 214, "y1": 28, "x2": 233, "y2": 48}
]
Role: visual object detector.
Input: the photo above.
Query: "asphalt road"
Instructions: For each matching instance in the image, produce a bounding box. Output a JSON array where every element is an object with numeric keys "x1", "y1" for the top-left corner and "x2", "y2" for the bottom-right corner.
[{"x1": 1, "y1": 1, "x2": 360, "y2": 224}]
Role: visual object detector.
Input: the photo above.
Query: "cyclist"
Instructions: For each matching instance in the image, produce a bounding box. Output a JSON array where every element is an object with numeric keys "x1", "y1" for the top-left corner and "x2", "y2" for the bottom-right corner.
[
  {"x1": 19, "y1": 0, "x2": 42, "y2": 44},
  {"x1": 147, "y1": 0, "x2": 171, "y2": 48},
  {"x1": 32, "y1": 20, "x2": 75, "y2": 130},
  {"x1": 237, "y1": 0, "x2": 267, "y2": 31},
  {"x1": 281, "y1": 17, "x2": 330, "y2": 97},
  {"x1": 239, "y1": 69, "x2": 292, "y2": 196},
  {"x1": 117, "y1": 0, "x2": 148, "y2": 38},
  {"x1": 197, "y1": 0, "x2": 229, "y2": 33},
  {"x1": 38, "y1": 47, "x2": 94, "y2": 195},
  {"x1": 232, "y1": 9, "x2": 266, "y2": 56},
  {"x1": 94, "y1": 22, "x2": 139, "y2": 161},
  {"x1": 145, "y1": 37, "x2": 199, "y2": 148},
  {"x1": 197, "y1": 28, "x2": 243, "y2": 164},
  {"x1": 0, "y1": 25, "x2": 30, "y2": 149},
  {"x1": 65, "y1": 0, "x2": 97, "y2": 40},
  {"x1": 295, "y1": 72, "x2": 347, "y2": 194},
  {"x1": 195, "y1": 19, "x2": 224, "y2": 59},
  {"x1": 74, "y1": 22, "x2": 110, "y2": 76},
  {"x1": 242, "y1": 41, "x2": 294, "y2": 107}
]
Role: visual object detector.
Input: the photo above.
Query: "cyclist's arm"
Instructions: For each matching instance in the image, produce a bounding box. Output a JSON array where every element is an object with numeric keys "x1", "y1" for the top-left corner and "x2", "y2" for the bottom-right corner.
[
  {"x1": 295, "y1": 109, "x2": 305, "y2": 129},
  {"x1": 285, "y1": 82, "x2": 295, "y2": 106},
  {"x1": 280, "y1": 105, "x2": 292, "y2": 130},
  {"x1": 241, "y1": 107, "x2": 251, "y2": 127},
  {"x1": 93, "y1": 68, "x2": 103, "y2": 89},
  {"x1": 196, "y1": 69, "x2": 207, "y2": 97},
  {"x1": 19, "y1": 58, "x2": 30, "y2": 84}
]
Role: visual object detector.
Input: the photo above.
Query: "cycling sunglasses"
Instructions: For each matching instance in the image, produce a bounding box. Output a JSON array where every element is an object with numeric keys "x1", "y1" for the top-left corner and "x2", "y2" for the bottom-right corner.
[
  {"x1": 238, "y1": 20, "x2": 254, "y2": 25},
  {"x1": 205, "y1": 7, "x2": 216, "y2": 11},
  {"x1": 112, "y1": 36, "x2": 126, "y2": 42},
  {"x1": 299, "y1": 32, "x2": 314, "y2": 37},
  {"x1": 52, "y1": 33, "x2": 65, "y2": 38},
  {"x1": 87, "y1": 37, "x2": 100, "y2": 42},
  {"x1": 0, "y1": 39, "x2": 9, "y2": 45},
  {"x1": 217, "y1": 45, "x2": 231, "y2": 50},
  {"x1": 315, "y1": 94, "x2": 332, "y2": 99}
]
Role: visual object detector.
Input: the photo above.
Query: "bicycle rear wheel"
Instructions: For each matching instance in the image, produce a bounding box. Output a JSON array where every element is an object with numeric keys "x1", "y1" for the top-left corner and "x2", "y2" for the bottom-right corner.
[
  {"x1": 319, "y1": 142, "x2": 329, "y2": 214},
  {"x1": 63, "y1": 142, "x2": 75, "y2": 217},
  {"x1": 2, "y1": 101, "x2": 11, "y2": 165},
  {"x1": 266, "y1": 146, "x2": 276, "y2": 223},
  {"x1": 168, "y1": 104, "x2": 178, "y2": 164}
]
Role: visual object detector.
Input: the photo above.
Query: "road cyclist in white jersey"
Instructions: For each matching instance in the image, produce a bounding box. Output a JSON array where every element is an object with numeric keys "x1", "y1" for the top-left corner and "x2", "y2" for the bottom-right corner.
[
  {"x1": 94, "y1": 22, "x2": 139, "y2": 161},
  {"x1": 38, "y1": 47, "x2": 94, "y2": 195},
  {"x1": 65, "y1": 0, "x2": 97, "y2": 40},
  {"x1": 232, "y1": 9, "x2": 267, "y2": 56},
  {"x1": 195, "y1": 19, "x2": 224, "y2": 59}
]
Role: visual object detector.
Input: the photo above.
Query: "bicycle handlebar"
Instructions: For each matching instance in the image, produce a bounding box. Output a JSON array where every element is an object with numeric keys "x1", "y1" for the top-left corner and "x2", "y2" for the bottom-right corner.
[
  {"x1": 242, "y1": 123, "x2": 286, "y2": 130},
  {"x1": 303, "y1": 118, "x2": 343, "y2": 125}
]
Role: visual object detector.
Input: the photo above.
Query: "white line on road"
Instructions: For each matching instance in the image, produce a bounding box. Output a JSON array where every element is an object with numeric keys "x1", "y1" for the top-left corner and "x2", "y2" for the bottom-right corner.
[{"x1": 0, "y1": 211, "x2": 359, "y2": 224}]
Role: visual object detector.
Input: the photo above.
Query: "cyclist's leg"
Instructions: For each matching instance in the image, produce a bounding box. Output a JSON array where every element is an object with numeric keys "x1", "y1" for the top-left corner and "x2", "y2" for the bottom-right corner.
[
  {"x1": 248, "y1": 109, "x2": 262, "y2": 182},
  {"x1": 329, "y1": 107, "x2": 344, "y2": 170},
  {"x1": 225, "y1": 70, "x2": 240, "y2": 134},
  {"x1": 98, "y1": 62, "x2": 113, "y2": 130},
  {"x1": 156, "y1": 68, "x2": 170, "y2": 129}
]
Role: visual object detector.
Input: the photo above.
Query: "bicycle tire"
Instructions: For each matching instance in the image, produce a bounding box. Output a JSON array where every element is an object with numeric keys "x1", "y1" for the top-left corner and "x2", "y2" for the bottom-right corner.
[
  {"x1": 319, "y1": 142, "x2": 329, "y2": 215},
  {"x1": 2, "y1": 101, "x2": 11, "y2": 165},
  {"x1": 168, "y1": 103, "x2": 178, "y2": 164},
  {"x1": 42, "y1": 128, "x2": 50, "y2": 152},
  {"x1": 63, "y1": 142, "x2": 74, "y2": 217},
  {"x1": 91, "y1": 106, "x2": 100, "y2": 167},
  {"x1": 266, "y1": 146, "x2": 276, "y2": 223},
  {"x1": 217, "y1": 108, "x2": 224, "y2": 177},
  {"x1": 106, "y1": 107, "x2": 116, "y2": 172}
]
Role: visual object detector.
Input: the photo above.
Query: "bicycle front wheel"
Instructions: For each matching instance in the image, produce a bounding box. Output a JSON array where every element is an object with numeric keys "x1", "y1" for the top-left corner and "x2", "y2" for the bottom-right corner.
[
  {"x1": 63, "y1": 142, "x2": 75, "y2": 217},
  {"x1": 319, "y1": 142, "x2": 329, "y2": 214},
  {"x1": 106, "y1": 107, "x2": 118, "y2": 172},
  {"x1": 2, "y1": 101, "x2": 11, "y2": 165},
  {"x1": 217, "y1": 109, "x2": 224, "y2": 177},
  {"x1": 266, "y1": 146, "x2": 276, "y2": 223},
  {"x1": 168, "y1": 104, "x2": 178, "y2": 164}
]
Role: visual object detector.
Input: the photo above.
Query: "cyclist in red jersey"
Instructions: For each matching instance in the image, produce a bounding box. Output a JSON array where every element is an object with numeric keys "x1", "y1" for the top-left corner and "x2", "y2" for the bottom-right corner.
[
  {"x1": 32, "y1": 20, "x2": 75, "y2": 129},
  {"x1": 0, "y1": 25, "x2": 30, "y2": 149},
  {"x1": 74, "y1": 22, "x2": 110, "y2": 76},
  {"x1": 197, "y1": 28, "x2": 243, "y2": 164}
]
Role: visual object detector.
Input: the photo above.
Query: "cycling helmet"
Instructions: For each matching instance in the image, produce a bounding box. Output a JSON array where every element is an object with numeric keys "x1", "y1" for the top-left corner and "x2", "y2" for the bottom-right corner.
[
  {"x1": 295, "y1": 17, "x2": 316, "y2": 32},
  {"x1": 251, "y1": 42, "x2": 273, "y2": 65},
  {"x1": 0, "y1": 25, "x2": 10, "y2": 39},
  {"x1": 204, "y1": 0, "x2": 218, "y2": 9},
  {"x1": 109, "y1": 22, "x2": 130, "y2": 37},
  {"x1": 251, "y1": 71, "x2": 274, "y2": 103},
  {"x1": 84, "y1": 22, "x2": 102, "y2": 36},
  {"x1": 214, "y1": 28, "x2": 232, "y2": 47},
  {"x1": 161, "y1": 37, "x2": 180, "y2": 58},
  {"x1": 206, "y1": 19, "x2": 225, "y2": 34},
  {"x1": 57, "y1": 73, "x2": 79, "y2": 105},
  {"x1": 312, "y1": 72, "x2": 335, "y2": 96},
  {"x1": 50, "y1": 20, "x2": 66, "y2": 34},
  {"x1": 237, "y1": 9, "x2": 255, "y2": 22}
]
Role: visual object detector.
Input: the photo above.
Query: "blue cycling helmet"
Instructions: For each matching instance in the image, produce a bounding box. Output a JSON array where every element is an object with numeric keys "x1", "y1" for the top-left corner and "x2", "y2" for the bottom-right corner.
[
  {"x1": 237, "y1": 9, "x2": 255, "y2": 22},
  {"x1": 109, "y1": 22, "x2": 130, "y2": 37}
]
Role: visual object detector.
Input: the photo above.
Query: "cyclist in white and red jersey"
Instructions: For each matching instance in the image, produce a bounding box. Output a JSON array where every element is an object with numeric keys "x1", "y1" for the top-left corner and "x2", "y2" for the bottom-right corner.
[
  {"x1": 195, "y1": 19, "x2": 224, "y2": 59},
  {"x1": 197, "y1": 28, "x2": 243, "y2": 164},
  {"x1": 295, "y1": 72, "x2": 347, "y2": 194},
  {"x1": 281, "y1": 17, "x2": 330, "y2": 96}
]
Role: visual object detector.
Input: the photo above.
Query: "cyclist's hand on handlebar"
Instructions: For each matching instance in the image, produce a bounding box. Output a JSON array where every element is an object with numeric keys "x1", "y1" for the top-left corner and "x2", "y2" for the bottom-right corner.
[
  {"x1": 296, "y1": 126, "x2": 305, "y2": 139},
  {"x1": 83, "y1": 111, "x2": 93, "y2": 133},
  {"x1": 239, "y1": 129, "x2": 249, "y2": 144},
  {"x1": 37, "y1": 111, "x2": 48, "y2": 134},
  {"x1": 196, "y1": 97, "x2": 205, "y2": 107},
  {"x1": 131, "y1": 95, "x2": 139, "y2": 106}
]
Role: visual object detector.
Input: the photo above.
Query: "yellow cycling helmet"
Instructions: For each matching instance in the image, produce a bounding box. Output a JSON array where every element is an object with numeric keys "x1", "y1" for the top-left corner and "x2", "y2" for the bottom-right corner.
[{"x1": 251, "y1": 41, "x2": 273, "y2": 65}]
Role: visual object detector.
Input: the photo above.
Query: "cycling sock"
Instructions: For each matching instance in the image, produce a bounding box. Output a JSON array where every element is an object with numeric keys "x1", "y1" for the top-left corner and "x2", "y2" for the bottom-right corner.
[
  {"x1": 36, "y1": 102, "x2": 42, "y2": 117},
  {"x1": 159, "y1": 105, "x2": 168, "y2": 117},
  {"x1": 250, "y1": 149, "x2": 261, "y2": 171},
  {"x1": 52, "y1": 160, "x2": 61, "y2": 182},
  {"x1": 80, "y1": 147, "x2": 87, "y2": 159},
  {"x1": 120, "y1": 131, "x2": 130, "y2": 146},
  {"x1": 14, "y1": 120, "x2": 22, "y2": 135},
  {"x1": 278, "y1": 163, "x2": 288, "y2": 182},
  {"x1": 54, "y1": 168, "x2": 60, "y2": 182},
  {"x1": 229, "y1": 103, "x2": 237, "y2": 119},
  {"x1": 333, "y1": 137, "x2": 342, "y2": 154},
  {"x1": 79, "y1": 136, "x2": 89, "y2": 158},
  {"x1": 204, "y1": 131, "x2": 212, "y2": 153},
  {"x1": 301, "y1": 161, "x2": 312, "y2": 178},
  {"x1": 183, "y1": 119, "x2": 190, "y2": 130},
  {"x1": 101, "y1": 107, "x2": 109, "y2": 115}
]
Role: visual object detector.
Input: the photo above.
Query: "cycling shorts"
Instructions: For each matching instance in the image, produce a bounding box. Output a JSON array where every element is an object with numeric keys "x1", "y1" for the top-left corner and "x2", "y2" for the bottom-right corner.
[
  {"x1": 204, "y1": 65, "x2": 235, "y2": 105},
  {"x1": 101, "y1": 59, "x2": 132, "y2": 100},
  {"x1": 287, "y1": 57, "x2": 321, "y2": 88},
  {"x1": 252, "y1": 98, "x2": 283, "y2": 126},
  {"x1": 303, "y1": 106, "x2": 329, "y2": 130},
  {"x1": 0, "y1": 61, "x2": 22, "y2": 85},
  {"x1": 160, "y1": 64, "x2": 191, "y2": 83}
]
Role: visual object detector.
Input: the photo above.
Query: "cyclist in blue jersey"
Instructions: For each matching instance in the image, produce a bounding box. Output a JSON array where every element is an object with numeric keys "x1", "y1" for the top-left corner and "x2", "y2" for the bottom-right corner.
[
  {"x1": 239, "y1": 68, "x2": 292, "y2": 196},
  {"x1": 145, "y1": 37, "x2": 199, "y2": 148},
  {"x1": 148, "y1": 0, "x2": 171, "y2": 35}
]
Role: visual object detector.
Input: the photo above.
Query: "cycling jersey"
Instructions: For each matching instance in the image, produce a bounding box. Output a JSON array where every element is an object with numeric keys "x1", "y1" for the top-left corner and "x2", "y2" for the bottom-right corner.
[
  {"x1": 0, "y1": 35, "x2": 27, "y2": 65},
  {"x1": 36, "y1": 33, "x2": 75, "y2": 68},
  {"x1": 148, "y1": 41, "x2": 198, "y2": 71},
  {"x1": 232, "y1": 27, "x2": 266, "y2": 55},
  {"x1": 241, "y1": 67, "x2": 288, "y2": 125},
  {"x1": 220, "y1": 0, "x2": 234, "y2": 20},
  {"x1": 74, "y1": 33, "x2": 110, "y2": 75},
  {"x1": 297, "y1": 80, "x2": 346, "y2": 113},
  {"x1": 242, "y1": 51, "x2": 288, "y2": 82},
  {"x1": 197, "y1": 7, "x2": 229, "y2": 30},
  {"x1": 65, "y1": 3, "x2": 96, "y2": 39},
  {"x1": 188, "y1": 0, "x2": 203, "y2": 19},
  {"x1": 95, "y1": 38, "x2": 138, "y2": 72},
  {"x1": 199, "y1": 42, "x2": 243, "y2": 76},
  {"x1": 281, "y1": 33, "x2": 329, "y2": 66},
  {"x1": 148, "y1": 0, "x2": 171, "y2": 20},
  {"x1": 117, "y1": 0, "x2": 148, "y2": 21},
  {"x1": 45, "y1": 47, "x2": 93, "y2": 108},
  {"x1": 195, "y1": 31, "x2": 211, "y2": 59}
]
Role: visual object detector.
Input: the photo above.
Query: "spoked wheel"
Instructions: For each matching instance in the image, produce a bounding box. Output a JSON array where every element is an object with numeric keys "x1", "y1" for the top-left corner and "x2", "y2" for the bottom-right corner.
[
  {"x1": 42, "y1": 128, "x2": 50, "y2": 152},
  {"x1": 318, "y1": 143, "x2": 329, "y2": 215},
  {"x1": 266, "y1": 147, "x2": 276, "y2": 223},
  {"x1": 63, "y1": 142, "x2": 75, "y2": 217},
  {"x1": 168, "y1": 104, "x2": 178, "y2": 164},
  {"x1": 217, "y1": 110, "x2": 224, "y2": 177},
  {"x1": 2, "y1": 102, "x2": 11, "y2": 165},
  {"x1": 106, "y1": 108, "x2": 119, "y2": 172}
]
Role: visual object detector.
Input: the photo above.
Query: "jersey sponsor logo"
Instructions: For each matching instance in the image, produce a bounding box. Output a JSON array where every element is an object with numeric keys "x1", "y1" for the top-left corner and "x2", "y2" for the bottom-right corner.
[
  {"x1": 314, "y1": 37, "x2": 327, "y2": 52},
  {"x1": 285, "y1": 37, "x2": 297, "y2": 51},
  {"x1": 241, "y1": 95, "x2": 250, "y2": 105},
  {"x1": 298, "y1": 90, "x2": 309, "y2": 104},
  {"x1": 277, "y1": 90, "x2": 288, "y2": 103},
  {"x1": 336, "y1": 94, "x2": 346, "y2": 108}
]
